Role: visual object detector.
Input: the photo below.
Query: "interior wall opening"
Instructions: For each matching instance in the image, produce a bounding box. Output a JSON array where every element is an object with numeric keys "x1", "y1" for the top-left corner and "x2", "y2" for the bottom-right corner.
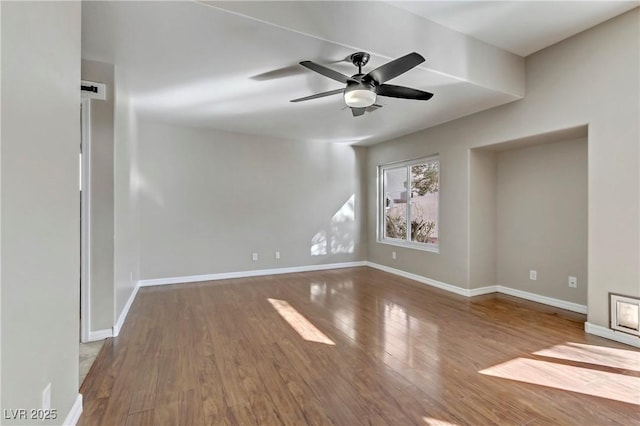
[{"x1": 469, "y1": 125, "x2": 588, "y2": 309}]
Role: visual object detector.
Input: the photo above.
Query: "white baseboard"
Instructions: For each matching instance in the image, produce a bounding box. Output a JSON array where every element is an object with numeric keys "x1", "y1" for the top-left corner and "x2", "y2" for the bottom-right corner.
[
  {"x1": 366, "y1": 262, "x2": 473, "y2": 297},
  {"x1": 365, "y1": 262, "x2": 588, "y2": 314},
  {"x1": 496, "y1": 285, "x2": 588, "y2": 314},
  {"x1": 113, "y1": 283, "x2": 140, "y2": 337},
  {"x1": 585, "y1": 322, "x2": 640, "y2": 348},
  {"x1": 138, "y1": 261, "x2": 367, "y2": 287},
  {"x1": 469, "y1": 285, "x2": 499, "y2": 297},
  {"x1": 62, "y1": 393, "x2": 82, "y2": 426},
  {"x1": 87, "y1": 328, "x2": 113, "y2": 341}
]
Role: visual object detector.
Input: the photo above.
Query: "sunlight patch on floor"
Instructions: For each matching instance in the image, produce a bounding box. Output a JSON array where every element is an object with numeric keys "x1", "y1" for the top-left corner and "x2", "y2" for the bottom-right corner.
[
  {"x1": 479, "y1": 356, "x2": 640, "y2": 405},
  {"x1": 533, "y1": 342, "x2": 640, "y2": 372},
  {"x1": 423, "y1": 417, "x2": 459, "y2": 426},
  {"x1": 267, "y1": 298, "x2": 335, "y2": 345}
]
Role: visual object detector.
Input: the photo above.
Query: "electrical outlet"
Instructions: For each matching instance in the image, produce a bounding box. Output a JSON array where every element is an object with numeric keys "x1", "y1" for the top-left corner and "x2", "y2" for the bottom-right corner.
[
  {"x1": 252, "y1": 252, "x2": 258, "y2": 261},
  {"x1": 42, "y1": 383, "x2": 51, "y2": 410},
  {"x1": 392, "y1": 251, "x2": 397, "y2": 260},
  {"x1": 275, "y1": 251, "x2": 280, "y2": 260},
  {"x1": 529, "y1": 270, "x2": 537, "y2": 281},
  {"x1": 568, "y1": 276, "x2": 577, "y2": 288}
]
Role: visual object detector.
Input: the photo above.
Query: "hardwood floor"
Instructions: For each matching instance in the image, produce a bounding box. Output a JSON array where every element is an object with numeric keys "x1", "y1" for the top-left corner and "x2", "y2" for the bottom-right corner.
[
  {"x1": 80, "y1": 340, "x2": 106, "y2": 386},
  {"x1": 79, "y1": 267, "x2": 640, "y2": 425}
]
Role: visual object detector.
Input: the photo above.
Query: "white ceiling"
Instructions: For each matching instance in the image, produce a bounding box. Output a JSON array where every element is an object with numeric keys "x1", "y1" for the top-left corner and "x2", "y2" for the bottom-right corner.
[
  {"x1": 81, "y1": 1, "x2": 637, "y2": 145},
  {"x1": 390, "y1": 1, "x2": 639, "y2": 56}
]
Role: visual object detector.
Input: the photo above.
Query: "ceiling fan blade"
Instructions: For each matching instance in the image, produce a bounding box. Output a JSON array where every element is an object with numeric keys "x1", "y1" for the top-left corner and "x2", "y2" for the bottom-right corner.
[
  {"x1": 251, "y1": 65, "x2": 306, "y2": 81},
  {"x1": 364, "y1": 52, "x2": 425, "y2": 84},
  {"x1": 290, "y1": 89, "x2": 344, "y2": 103},
  {"x1": 376, "y1": 84, "x2": 434, "y2": 101},
  {"x1": 351, "y1": 107, "x2": 366, "y2": 117},
  {"x1": 300, "y1": 61, "x2": 354, "y2": 84}
]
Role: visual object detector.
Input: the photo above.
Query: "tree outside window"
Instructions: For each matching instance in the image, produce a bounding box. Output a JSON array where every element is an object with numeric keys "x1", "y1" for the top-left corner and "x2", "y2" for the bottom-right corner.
[{"x1": 380, "y1": 157, "x2": 439, "y2": 251}]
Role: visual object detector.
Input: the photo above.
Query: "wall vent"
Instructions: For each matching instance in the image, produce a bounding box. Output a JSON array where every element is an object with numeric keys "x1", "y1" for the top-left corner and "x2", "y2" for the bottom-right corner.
[
  {"x1": 610, "y1": 294, "x2": 640, "y2": 336},
  {"x1": 81, "y1": 80, "x2": 106, "y2": 100}
]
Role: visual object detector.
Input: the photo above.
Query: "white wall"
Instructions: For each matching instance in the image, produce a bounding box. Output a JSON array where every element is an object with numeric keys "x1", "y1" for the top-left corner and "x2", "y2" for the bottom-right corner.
[
  {"x1": 367, "y1": 9, "x2": 639, "y2": 328},
  {"x1": 136, "y1": 121, "x2": 367, "y2": 280},
  {"x1": 1, "y1": 1, "x2": 81, "y2": 423},
  {"x1": 496, "y1": 138, "x2": 588, "y2": 305},
  {"x1": 114, "y1": 72, "x2": 140, "y2": 326},
  {"x1": 468, "y1": 149, "x2": 497, "y2": 288},
  {"x1": 81, "y1": 60, "x2": 115, "y2": 332}
]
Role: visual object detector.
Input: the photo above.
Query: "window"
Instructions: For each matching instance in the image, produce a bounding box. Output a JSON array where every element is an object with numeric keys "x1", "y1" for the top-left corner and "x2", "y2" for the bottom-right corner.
[{"x1": 378, "y1": 156, "x2": 439, "y2": 252}]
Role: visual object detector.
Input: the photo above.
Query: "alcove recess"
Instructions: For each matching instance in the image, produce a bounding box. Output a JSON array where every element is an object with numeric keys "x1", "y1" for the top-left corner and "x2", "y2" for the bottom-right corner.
[{"x1": 469, "y1": 125, "x2": 588, "y2": 307}]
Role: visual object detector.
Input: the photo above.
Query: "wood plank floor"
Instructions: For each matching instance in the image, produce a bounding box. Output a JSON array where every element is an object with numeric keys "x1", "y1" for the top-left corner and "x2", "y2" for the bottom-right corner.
[{"x1": 79, "y1": 267, "x2": 640, "y2": 425}]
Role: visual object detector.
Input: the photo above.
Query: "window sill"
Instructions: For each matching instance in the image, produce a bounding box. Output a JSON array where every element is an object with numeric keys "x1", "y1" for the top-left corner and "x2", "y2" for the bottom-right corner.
[{"x1": 377, "y1": 238, "x2": 440, "y2": 253}]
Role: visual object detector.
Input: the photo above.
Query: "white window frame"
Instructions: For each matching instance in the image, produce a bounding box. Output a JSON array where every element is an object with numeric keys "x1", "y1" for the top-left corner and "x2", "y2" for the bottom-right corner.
[{"x1": 377, "y1": 155, "x2": 440, "y2": 253}]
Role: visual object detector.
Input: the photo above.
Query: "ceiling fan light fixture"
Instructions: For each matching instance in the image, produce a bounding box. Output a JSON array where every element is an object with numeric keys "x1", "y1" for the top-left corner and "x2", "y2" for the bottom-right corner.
[{"x1": 344, "y1": 88, "x2": 377, "y2": 108}]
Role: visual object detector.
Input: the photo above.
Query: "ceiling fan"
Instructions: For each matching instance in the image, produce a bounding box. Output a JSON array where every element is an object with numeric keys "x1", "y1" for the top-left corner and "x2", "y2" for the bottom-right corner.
[{"x1": 290, "y1": 52, "x2": 433, "y2": 117}]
